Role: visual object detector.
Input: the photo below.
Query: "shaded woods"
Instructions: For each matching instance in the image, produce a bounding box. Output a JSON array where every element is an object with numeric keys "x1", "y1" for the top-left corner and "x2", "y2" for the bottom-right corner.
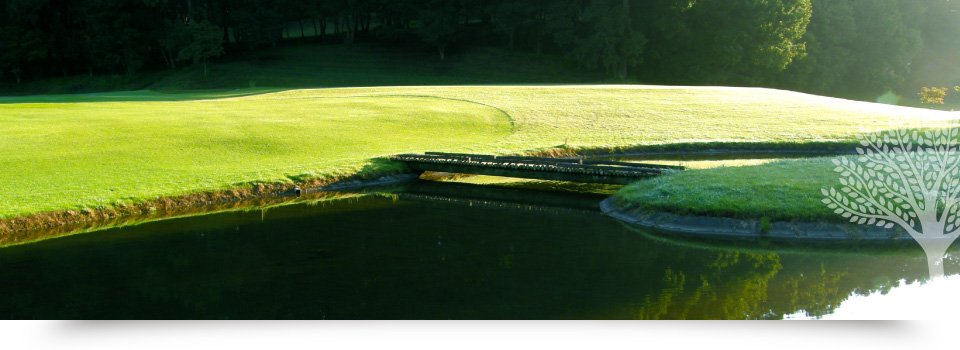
[{"x1": 1, "y1": 0, "x2": 958, "y2": 98}]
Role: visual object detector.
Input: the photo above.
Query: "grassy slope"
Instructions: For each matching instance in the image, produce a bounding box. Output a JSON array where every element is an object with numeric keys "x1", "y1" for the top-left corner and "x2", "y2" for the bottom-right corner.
[
  {"x1": 614, "y1": 157, "x2": 842, "y2": 222},
  {"x1": 0, "y1": 95, "x2": 509, "y2": 217},
  {"x1": 263, "y1": 86, "x2": 958, "y2": 150},
  {"x1": 2, "y1": 85, "x2": 956, "y2": 220}
]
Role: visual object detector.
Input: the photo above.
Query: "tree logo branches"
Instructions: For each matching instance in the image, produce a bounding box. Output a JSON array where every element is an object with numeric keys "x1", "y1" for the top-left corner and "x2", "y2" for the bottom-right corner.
[{"x1": 822, "y1": 127, "x2": 960, "y2": 279}]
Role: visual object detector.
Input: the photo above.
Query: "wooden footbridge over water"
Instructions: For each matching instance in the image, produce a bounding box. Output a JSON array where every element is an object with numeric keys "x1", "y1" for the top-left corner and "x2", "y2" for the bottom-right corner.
[{"x1": 390, "y1": 152, "x2": 684, "y2": 185}]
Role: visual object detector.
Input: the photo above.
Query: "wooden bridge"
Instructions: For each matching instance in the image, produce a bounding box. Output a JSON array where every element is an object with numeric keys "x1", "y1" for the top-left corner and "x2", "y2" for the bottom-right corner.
[{"x1": 390, "y1": 152, "x2": 684, "y2": 185}]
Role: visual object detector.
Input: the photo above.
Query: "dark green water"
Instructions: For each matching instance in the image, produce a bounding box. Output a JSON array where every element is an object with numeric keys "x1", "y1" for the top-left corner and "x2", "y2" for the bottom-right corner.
[{"x1": 0, "y1": 181, "x2": 954, "y2": 319}]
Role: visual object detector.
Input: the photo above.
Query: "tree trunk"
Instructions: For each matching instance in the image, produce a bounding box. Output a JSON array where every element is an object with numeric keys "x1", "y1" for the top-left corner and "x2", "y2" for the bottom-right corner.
[
  {"x1": 160, "y1": 47, "x2": 172, "y2": 69},
  {"x1": 439, "y1": 44, "x2": 446, "y2": 61},
  {"x1": 220, "y1": 0, "x2": 231, "y2": 43},
  {"x1": 57, "y1": 53, "x2": 68, "y2": 77},
  {"x1": 313, "y1": 18, "x2": 319, "y2": 37},
  {"x1": 914, "y1": 222, "x2": 954, "y2": 280},
  {"x1": 299, "y1": 20, "x2": 305, "y2": 38},
  {"x1": 618, "y1": 0, "x2": 630, "y2": 80},
  {"x1": 536, "y1": 4, "x2": 544, "y2": 56},
  {"x1": 479, "y1": 0, "x2": 489, "y2": 25},
  {"x1": 927, "y1": 250, "x2": 946, "y2": 280},
  {"x1": 343, "y1": 14, "x2": 358, "y2": 44},
  {"x1": 320, "y1": 19, "x2": 326, "y2": 41}
]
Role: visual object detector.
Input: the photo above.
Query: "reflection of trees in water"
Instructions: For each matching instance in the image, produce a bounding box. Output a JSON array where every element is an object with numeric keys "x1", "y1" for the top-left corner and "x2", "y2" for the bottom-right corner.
[
  {"x1": 762, "y1": 254, "x2": 928, "y2": 319},
  {"x1": 634, "y1": 252, "x2": 781, "y2": 319},
  {"x1": 764, "y1": 261, "x2": 846, "y2": 318},
  {"x1": 630, "y1": 247, "x2": 932, "y2": 319}
]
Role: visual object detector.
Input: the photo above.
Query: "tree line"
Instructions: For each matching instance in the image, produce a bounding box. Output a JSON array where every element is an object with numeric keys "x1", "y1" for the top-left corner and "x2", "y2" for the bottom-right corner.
[{"x1": 1, "y1": 0, "x2": 958, "y2": 98}]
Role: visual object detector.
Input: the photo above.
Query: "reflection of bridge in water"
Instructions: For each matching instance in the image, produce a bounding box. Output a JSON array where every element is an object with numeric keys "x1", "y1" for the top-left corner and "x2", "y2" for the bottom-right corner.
[
  {"x1": 391, "y1": 152, "x2": 683, "y2": 185},
  {"x1": 396, "y1": 180, "x2": 608, "y2": 216}
]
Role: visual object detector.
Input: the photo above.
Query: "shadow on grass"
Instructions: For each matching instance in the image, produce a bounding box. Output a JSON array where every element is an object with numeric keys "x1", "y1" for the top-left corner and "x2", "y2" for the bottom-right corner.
[{"x1": 0, "y1": 88, "x2": 289, "y2": 104}]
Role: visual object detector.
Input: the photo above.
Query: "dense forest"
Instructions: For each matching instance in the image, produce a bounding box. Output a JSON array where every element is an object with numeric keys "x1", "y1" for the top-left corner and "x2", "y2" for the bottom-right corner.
[{"x1": 1, "y1": 0, "x2": 959, "y2": 98}]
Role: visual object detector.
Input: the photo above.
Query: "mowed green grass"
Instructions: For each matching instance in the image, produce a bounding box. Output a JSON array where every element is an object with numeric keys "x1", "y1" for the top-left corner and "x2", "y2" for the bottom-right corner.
[
  {"x1": 269, "y1": 85, "x2": 956, "y2": 150},
  {"x1": 614, "y1": 157, "x2": 843, "y2": 222},
  {"x1": 0, "y1": 95, "x2": 509, "y2": 218},
  {"x1": 1, "y1": 85, "x2": 956, "y2": 219}
]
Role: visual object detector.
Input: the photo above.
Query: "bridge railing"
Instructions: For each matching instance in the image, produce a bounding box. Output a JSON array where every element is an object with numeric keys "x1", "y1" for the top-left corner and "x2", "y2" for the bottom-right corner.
[
  {"x1": 422, "y1": 152, "x2": 685, "y2": 170},
  {"x1": 391, "y1": 153, "x2": 683, "y2": 178}
]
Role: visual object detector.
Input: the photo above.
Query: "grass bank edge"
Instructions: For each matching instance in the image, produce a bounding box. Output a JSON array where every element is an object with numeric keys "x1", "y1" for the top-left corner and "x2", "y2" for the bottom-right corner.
[
  {"x1": 0, "y1": 140, "x2": 861, "y2": 247},
  {"x1": 612, "y1": 156, "x2": 851, "y2": 225},
  {"x1": 0, "y1": 158, "x2": 410, "y2": 247}
]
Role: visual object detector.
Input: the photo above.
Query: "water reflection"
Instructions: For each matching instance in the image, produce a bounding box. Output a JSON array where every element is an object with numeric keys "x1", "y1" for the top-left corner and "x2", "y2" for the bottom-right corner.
[
  {"x1": 787, "y1": 274, "x2": 960, "y2": 320},
  {"x1": 0, "y1": 182, "x2": 956, "y2": 319}
]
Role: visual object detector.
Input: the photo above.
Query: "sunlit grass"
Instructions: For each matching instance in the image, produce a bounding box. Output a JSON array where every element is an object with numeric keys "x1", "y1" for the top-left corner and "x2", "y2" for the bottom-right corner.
[
  {"x1": 614, "y1": 157, "x2": 843, "y2": 222},
  {"x1": 1, "y1": 85, "x2": 956, "y2": 219},
  {"x1": 622, "y1": 158, "x2": 786, "y2": 169},
  {"x1": 260, "y1": 85, "x2": 956, "y2": 151},
  {"x1": 0, "y1": 95, "x2": 509, "y2": 218}
]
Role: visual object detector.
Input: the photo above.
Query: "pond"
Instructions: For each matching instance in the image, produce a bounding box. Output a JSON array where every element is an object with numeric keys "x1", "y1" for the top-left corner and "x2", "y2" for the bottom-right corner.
[{"x1": 1, "y1": 178, "x2": 957, "y2": 320}]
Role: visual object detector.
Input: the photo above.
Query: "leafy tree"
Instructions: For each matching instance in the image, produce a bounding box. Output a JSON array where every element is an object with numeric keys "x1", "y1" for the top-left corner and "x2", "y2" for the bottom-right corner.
[
  {"x1": 416, "y1": 3, "x2": 461, "y2": 61},
  {"x1": 0, "y1": 0, "x2": 954, "y2": 99},
  {"x1": 919, "y1": 86, "x2": 948, "y2": 104},
  {"x1": 778, "y1": 0, "x2": 857, "y2": 94},
  {"x1": 0, "y1": 0, "x2": 52, "y2": 83},
  {"x1": 779, "y1": 0, "x2": 928, "y2": 97},
  {"x1": 490, "y1": 1, "x2": 535, "y2": 50},
  {"x1": 554, "y1": 0, "x2": 646, "y2": 80},
  {"x1": 844, "y1": 0, "x2": 923, "y2": 94},
  {"x1": 230, "y1": 0, "x2": 283, "y2": 50},
  {"x1": 628, "y1": 0, "x2": 688, "y2": 83},
  {"x1": 683, "y1": 0, "x2": 811, "y2": 84},
  {"x1": 175, "y1": 21, "x2": 224, "y2": 77},
  {"x1": 0, "y1": 26, "x2": 48, "y2": 83},
  {"x1": 899, "y1": 0, "x2": 960, "y2": 98}
]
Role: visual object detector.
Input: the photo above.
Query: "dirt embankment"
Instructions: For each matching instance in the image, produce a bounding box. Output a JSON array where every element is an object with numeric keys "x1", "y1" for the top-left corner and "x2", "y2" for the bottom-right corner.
[{"x1": 0, "y1": 171, "x2": 419, "y2": 247}]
